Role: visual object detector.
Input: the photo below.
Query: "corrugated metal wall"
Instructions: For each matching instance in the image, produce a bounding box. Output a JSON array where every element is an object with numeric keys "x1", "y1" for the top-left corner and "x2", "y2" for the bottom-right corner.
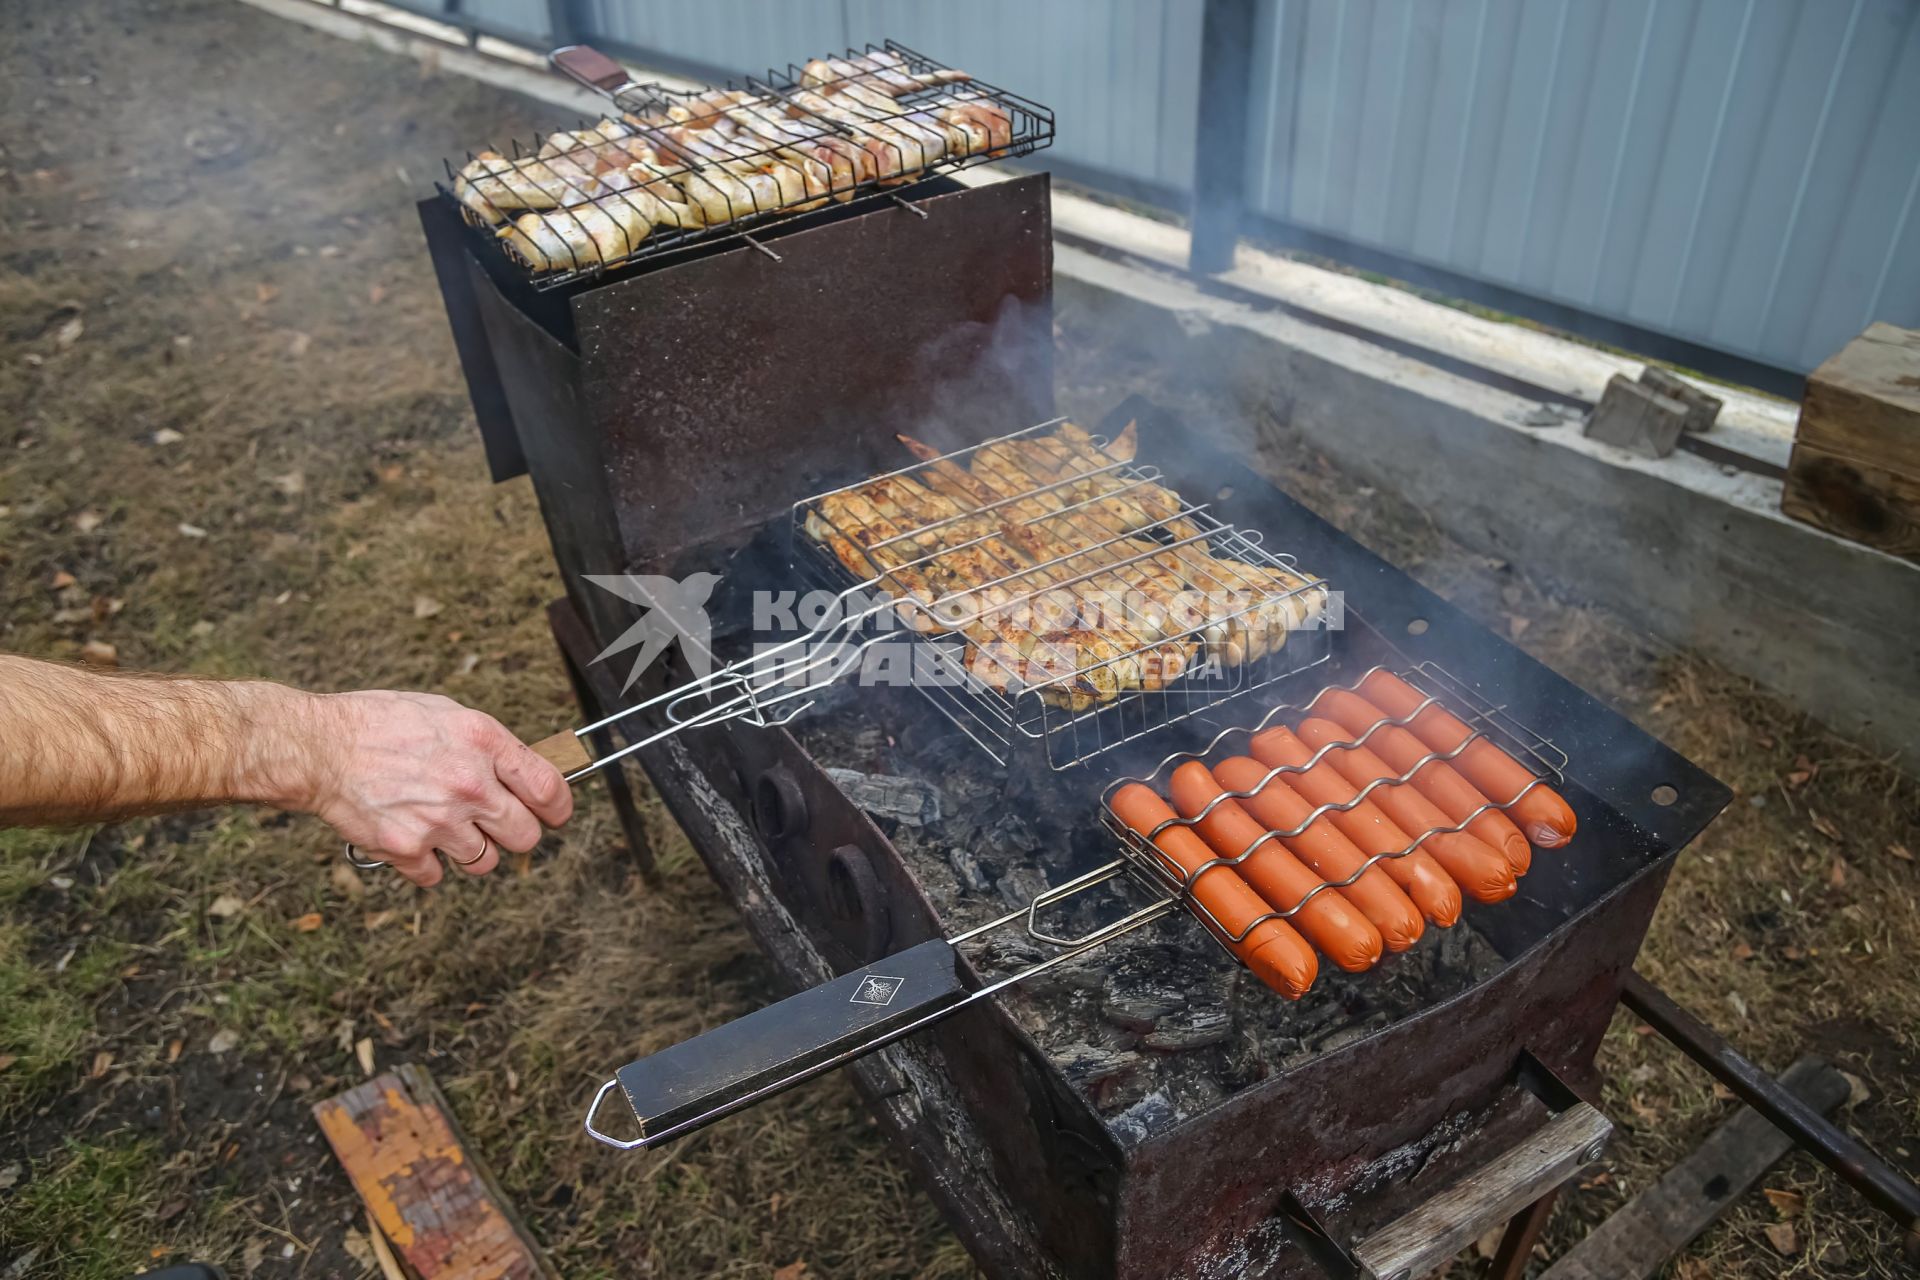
[
  {"x1": 370, "y1": 0, "x2": 1920, "y2": 377},
  {"x1": 1248, "y1": 0, "x2": 1920, "y2": 375}
]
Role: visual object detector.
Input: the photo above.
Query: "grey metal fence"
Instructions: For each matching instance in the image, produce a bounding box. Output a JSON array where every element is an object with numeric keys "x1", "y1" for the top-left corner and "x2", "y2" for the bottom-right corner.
[{"x1": 361, "y1": 0, "x2": 1920, "y2": 390}]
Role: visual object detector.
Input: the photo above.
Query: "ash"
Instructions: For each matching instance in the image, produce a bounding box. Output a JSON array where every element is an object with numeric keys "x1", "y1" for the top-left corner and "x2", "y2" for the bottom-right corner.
[{"x1": 789, "y1": 682, "x2": 1508, "y2": 1149}]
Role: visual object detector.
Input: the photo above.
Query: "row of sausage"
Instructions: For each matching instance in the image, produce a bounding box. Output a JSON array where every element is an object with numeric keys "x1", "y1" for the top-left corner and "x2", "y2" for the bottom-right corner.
[{"x1": 1108, "y1": 670, "x2": 1577, "y2": 998}]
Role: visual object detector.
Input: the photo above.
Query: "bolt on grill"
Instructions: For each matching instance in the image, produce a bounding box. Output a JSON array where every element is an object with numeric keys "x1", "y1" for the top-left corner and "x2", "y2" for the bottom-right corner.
[{"x1": 439, "y1": 40, "x2": 1054, "y2": 288}]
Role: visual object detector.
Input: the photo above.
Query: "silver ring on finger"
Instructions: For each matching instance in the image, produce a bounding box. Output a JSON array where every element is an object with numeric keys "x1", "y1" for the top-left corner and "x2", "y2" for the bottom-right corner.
[
  {"x1": 445, "y1": 835, "x2": 492, "y2": 867},
  {"x1": 344, "y1": 843, "x2": 386, "y2": 870}
]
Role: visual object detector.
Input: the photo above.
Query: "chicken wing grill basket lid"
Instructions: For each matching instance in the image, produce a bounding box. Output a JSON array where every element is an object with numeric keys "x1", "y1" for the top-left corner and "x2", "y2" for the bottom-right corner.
[{"x1": 437, "y1": 40, "x2": 1055, "y2": 290}]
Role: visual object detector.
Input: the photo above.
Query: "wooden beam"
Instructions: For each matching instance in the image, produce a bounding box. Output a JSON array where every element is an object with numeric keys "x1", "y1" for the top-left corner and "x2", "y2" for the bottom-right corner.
[
  {"x1": 1538, "y1": 1056, "x2": 1849, "y2": 1280},
  {"x1": 1784, "y1": 322, "x2": 1920, "y2": 564},
  {"x1": 315, "y1": 1063, "x2": 557, "y2": 1280}
]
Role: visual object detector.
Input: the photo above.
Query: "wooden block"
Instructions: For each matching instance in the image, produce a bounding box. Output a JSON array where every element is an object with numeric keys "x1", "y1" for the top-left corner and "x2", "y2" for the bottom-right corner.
[
  {"x1": 1637, "y1": 366, "x2": 1721, "y2": 434},
  {"x1": 1539, "y1": 1056, "x2": 1849, "y2": 1280},
  {"x1": 1584, "y1": 373, "x2": 1688, "y2": 458},
  {"x1": 315, "y1": 1063, "x2": 557, "y2": 1280},
  {"x1": 1784, "y1": 322, "x2": 1920, "y2": 563}
]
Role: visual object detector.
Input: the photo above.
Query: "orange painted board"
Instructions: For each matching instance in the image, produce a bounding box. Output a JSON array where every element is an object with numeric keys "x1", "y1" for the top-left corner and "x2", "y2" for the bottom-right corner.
[{"x1": 314, "y1": 1063, "x2": 555, "y2": 1280}]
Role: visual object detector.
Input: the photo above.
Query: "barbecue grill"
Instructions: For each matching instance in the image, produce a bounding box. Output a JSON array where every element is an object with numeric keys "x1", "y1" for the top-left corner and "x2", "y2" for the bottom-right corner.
[{"x1": 417, "y1": 47, "x2": 1919, "y2": 1276}]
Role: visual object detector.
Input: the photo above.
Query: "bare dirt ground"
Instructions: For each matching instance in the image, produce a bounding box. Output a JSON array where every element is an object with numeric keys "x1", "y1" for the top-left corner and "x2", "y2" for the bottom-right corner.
[{"x1": 0, "y1": 3, "x2": 1915, "y2": 1278}]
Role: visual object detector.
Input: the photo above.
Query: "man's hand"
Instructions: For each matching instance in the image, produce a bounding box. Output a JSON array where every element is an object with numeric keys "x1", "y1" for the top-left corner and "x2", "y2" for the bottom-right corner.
[
  {"x1": 291, "y1": 691, "x2": 575, "y2": 886},
  {"x1": 0, "y1": 654, "x2": 574, "y2": 887}
]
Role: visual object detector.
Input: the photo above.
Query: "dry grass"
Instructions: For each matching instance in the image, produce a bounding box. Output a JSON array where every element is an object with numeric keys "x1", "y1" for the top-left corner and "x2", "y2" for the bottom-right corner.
[{"x1": 0, "y1": 2, "x2": 1914, "y2": 1278}]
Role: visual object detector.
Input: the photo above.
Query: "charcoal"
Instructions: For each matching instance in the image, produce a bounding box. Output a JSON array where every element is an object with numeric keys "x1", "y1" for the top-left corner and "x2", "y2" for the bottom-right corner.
[
  {"x1": 1107, "y1": 1088, "x2": 1177, "y2": 1145},
  {"x1": 1143, "y1": 1005, "x2": 1233, "y2": 1052},
  {"x1": 823, "y1": 767, "x2": 942, "y2": 826},
  {"x1": 1101, "y1": 979, "x2": 1186, "y2": 1034},
  {"x1": 997, "y1": 863, "x2": 1052, "y2": 912},
  {"x1": 1057, "y1": 1042, "x2": 1144, "y2": 1090},
  {"x1": 947, "y1": 843, "x2": 994, "y2": 895}
]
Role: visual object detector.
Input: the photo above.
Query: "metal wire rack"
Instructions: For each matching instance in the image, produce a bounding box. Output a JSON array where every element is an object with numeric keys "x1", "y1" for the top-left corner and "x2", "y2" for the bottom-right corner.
[
  {"x1": 438, "y1": 40, "x2": 1054, "y2": 288},
  {"x1": 791, "y1": 417, "x2": 1334, "y2": 769},
  {"x1": 1096, "y1": 662, "x2": 1569, "y2": 959}
]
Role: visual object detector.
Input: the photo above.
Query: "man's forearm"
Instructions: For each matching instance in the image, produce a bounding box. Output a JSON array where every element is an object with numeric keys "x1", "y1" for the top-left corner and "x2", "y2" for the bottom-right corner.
[{"x1": 0, "y1": 654, "x2": 320, "y2": 824}]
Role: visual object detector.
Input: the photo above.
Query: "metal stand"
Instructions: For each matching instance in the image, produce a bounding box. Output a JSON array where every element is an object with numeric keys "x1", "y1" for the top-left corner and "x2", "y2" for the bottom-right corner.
[{"x1": 548, "y1": 599, "x2": 657, "y2": 880}]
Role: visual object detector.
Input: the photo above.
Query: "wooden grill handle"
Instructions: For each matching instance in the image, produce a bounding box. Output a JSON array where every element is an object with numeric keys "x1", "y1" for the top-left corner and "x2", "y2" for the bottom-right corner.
[{"x1": 530, "y1": 730, "x2": 592, "y2": 776}]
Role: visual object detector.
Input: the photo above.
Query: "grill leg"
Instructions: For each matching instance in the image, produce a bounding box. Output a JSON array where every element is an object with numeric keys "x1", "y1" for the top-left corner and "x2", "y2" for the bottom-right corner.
[
  {"x1": 549, "y1": 600, "x2": 658, "y2": 881},
  {"x1": 1487, "y1": 1188, "x2": 1559, "y2": 1280}
]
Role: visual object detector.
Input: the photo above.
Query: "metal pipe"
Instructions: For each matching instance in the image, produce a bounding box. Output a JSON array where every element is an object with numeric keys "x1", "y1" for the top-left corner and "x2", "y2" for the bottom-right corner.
[{"x1": 1621, "y1": 971, "x2": 1920, "y2": 1234}]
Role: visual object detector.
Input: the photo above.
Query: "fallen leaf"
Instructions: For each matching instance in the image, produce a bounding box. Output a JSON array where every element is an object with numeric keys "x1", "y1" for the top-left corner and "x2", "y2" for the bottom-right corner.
[
  {"x1": 166, "y1": 1039, "x2": 183, "y2": 1063},
  {"x1": 88, "y1": 1050, "x2": 114, "y2": 1079},
  {"x1": 1507, "y1": 614, "x2": 1531, "y2": 639},
  {"x1": 456, "y1": 652, "x2": 480, "y2": 676},
  {"x1": 270, "y1": 469, "x2": 305, "y2": 496},
  {"x1": 189, "y1": 620, "x2": 215, "y2": 638},
  {"x1": 255, "y1": 282, "x2": 279, "y2": 304},
  {"x1": 178, "y1": 522, "x2": 208, "y2": 538},
  {"x1": 292, "y1": 912, "x2": 323, "y2": 933},
  {"x1": 1839, "y1": 1070, "x2": 1871, "y2": 1108},
  {"x1": 54, "y1": 317, "x2": 84, "y2": 348},
  {"x1": 153, "y1": 428, "x2": 184, "y2": 446},
  {"x1": 354, "y1": 1036, "x2": 375, "y2": 1077},
  {"x1": 208, "y1": 893, "x2": 246, "y2": 919},
  {"x1": 363, "y1": 909, "x2": 398, "y2": 931},
  {"x1": 79, "y1": 640, "x2": 118, "y2": 666},
  {"x1": 330, "y1": 863, "x2": 366, "y2": 899},
  {"x1": 242, "y1": 1238, "x2": 267, "y2": 1273},
  {"x1": 368, "y1": 283, "x2": 387, "y2": 305},
  {"x1": 1711, "y1": 1081, "x2": 1736, "y2": 1102},
  {"x1": 273, "y1": 589, "x2": 292, "y2": 606},
  {"x1": 1889, "y1": 842, "x2": 1913, "y2": 863},
  {"x1": 49, "y1": 570, "x2": 76, "y2": 589},
  {"x1": 1809, "y1": 811, "x2": 1841, "y2": 842},
  {"x1": 207, "y1": 1028, "x2": 239, "y2": 1055},
  {"x1": 1784, "y1": 768, "x2": 1812, "y2": 791},
  {"x1": 1731, "y1": 941, "x2": 1754, "y2": 961},
  {"x1": 370, "y1": 1009, "x2": 396, "y2": 1034},
  {"x1": 341, "y1": 1229, "x2": 374, "y2": 1268},
  {"x1": 155, "y1": 1197, "x2": 189, "y2": 1223},
  {"x1": 412, "y1": 595, "x2": 443, "y2": 619},
  {"x1": 1764, "y1": 1222, "x2": 1800, "y2": 1256},
  {"x1": 1726, "y1": 991, "x2": 1748, "y2": 1019},
  {"x1": 1763, "y1": 1187, "x2": 1805, "y2": 1216},
  {"x1": 92, "y1": 595, "x2": 124, "y2": 624},
  {"x1": 1829, "y1": 857, "x2": 1848, "y2": 889},
  {"x1": 286, "y1": 331, "x2": 311, "y2": 358},
  {"x1": 73, "y1": 509, "x2": 103, "y2": 533},
  {"x1": 772, "y1": 1263, "x2": 810, "y2": 1280},
  {"x1": 1783, "y1": 945, "x2": 1804, "y2": 960},
  {"x1": 0, "y1": 1164, "x2": 19, "y2": 1189},
  {"x1": 0, "y1": 1054, "x2": 16, "y2": 1072}
]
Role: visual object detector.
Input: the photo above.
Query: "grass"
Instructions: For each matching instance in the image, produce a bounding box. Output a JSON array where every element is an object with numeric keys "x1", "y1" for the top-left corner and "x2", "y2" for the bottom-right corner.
[{"x1": 3, "y1": 1140, "x2": 171, "y2": 1280}]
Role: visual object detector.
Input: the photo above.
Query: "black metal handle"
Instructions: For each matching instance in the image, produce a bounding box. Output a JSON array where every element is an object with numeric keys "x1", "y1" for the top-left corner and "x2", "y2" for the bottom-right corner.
[{"x1": 585, "y1": 938, "x2": 971, "y2": 1149}]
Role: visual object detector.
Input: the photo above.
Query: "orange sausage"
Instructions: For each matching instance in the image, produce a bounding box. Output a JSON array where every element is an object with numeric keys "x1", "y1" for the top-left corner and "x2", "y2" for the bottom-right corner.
[
  {"x1": 1109, "y1": 783, "x2": 1318, "y2": 997},
  {"x1": 1312, "y1": 688, "x2": 1533, "y2": 874},
  {"x1": 1357, "y1": 671, "x2": 1578, "y2": 849},
  {"x1": 1168, "y1": 762, "x2": 1384, "y2": 972},
  {"x1": 1211, "y1": 755, "x2": 1425, "y2": 952},
  {"x1": 1249, "y1": 726, "x2": 1464, "y2": 927},
  {"x1": 1297, "y1": 718, "x2": 1518, "y2": 903}
]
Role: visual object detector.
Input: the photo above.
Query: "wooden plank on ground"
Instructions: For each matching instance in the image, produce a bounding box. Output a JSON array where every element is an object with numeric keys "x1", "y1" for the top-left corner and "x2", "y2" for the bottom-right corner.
[
  {"x1": 315, "y1": 1062, "x2": 557, "y2": 1280},
  {"x1": 1539, "y1": 1056, "x2": 1849, "y2": 1280}
]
